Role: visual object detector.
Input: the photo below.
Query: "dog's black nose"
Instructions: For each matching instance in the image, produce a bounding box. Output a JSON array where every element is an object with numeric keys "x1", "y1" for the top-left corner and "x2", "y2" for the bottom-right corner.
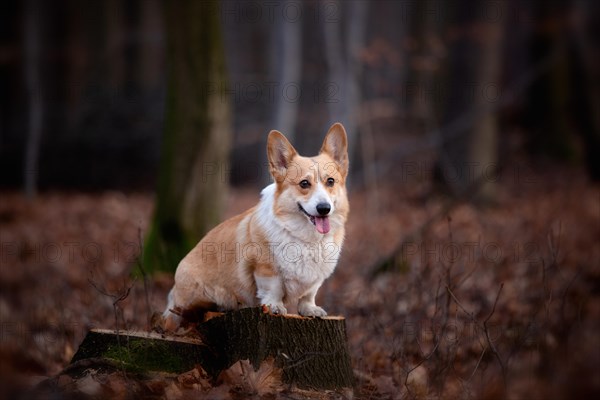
[{"x1": 316, "y1": 202, "x2": 331, "y2": 216}]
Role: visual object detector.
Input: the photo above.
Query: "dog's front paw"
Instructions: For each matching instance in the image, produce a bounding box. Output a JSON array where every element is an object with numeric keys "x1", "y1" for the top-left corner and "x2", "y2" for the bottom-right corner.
[
  {"x1": 299, "y1": 304, "x2": 327, "y2": 317},
  {"x1": 264, "y1": 303, "x2": 287, "y2": 315}
]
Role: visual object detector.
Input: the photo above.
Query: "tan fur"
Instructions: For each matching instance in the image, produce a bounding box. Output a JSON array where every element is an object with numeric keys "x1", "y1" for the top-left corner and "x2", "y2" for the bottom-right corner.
[{"x1": 164, "y1": 123, "x2": 349, "y2": 329}]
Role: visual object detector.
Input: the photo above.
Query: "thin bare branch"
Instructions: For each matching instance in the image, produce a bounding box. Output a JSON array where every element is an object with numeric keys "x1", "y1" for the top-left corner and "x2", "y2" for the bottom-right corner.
[
  {"x1": 404, "y1": 338, "x2": 441, "y2": 399},
  {"x1": 484, "y1": 282, "x2": 504, "y2": 325},
  {"x1": 468, "y1": 347, "x2": 487, "y2": 381},
  {"x1": 137, "y1": 227, "x2": 152, "y2": 327},
  {"x1": 446, "y1": 285, "x2": 475, "y2": 320},
  {"x1": 483, "y1": 283, "x2": 506, "y2": 385}
]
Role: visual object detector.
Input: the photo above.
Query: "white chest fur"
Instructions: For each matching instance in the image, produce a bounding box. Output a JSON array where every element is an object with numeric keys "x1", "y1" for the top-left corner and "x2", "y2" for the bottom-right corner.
[
  {"x1": 271, "y1": 232, "x2": 340, "y2": 298},
  {"x1": 255, "y1": 184, "x2": 343, "y2": 302}
]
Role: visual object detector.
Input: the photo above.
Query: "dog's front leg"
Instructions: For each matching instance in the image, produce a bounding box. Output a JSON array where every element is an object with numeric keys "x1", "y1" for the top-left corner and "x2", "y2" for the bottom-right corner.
[
  {"x1": 254, "y1": 273, "x2": 287, "y2": 314},
  {"x1": 298, "y1": 281, "x2": 327, "y2": 317}
]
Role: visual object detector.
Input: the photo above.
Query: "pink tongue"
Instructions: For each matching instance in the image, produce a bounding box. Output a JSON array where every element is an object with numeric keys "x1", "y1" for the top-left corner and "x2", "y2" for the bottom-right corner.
[{"x1": 315, "y1": 216, "x2": 330, "y2": 234}]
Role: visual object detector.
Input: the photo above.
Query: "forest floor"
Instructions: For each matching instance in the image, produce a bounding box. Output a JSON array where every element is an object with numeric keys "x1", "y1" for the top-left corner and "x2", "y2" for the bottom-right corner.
[{"x1": 0, "y1": 165, "x2": 598, "y2": 399}]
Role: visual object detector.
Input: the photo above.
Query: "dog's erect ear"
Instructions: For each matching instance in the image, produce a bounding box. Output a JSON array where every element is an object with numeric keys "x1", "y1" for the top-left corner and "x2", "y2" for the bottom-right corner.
[
  {"x1": 320, "y1": 122, "x2": 349, "y2": 177},
  {"x1": 267, "y1": 130, "x2": 297, "y2": 181}
]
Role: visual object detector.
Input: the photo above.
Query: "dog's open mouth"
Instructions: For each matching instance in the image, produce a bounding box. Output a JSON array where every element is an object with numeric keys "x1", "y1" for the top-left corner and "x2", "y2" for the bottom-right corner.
[{"x1": 298, "y1": 203, "x2": 330, "y2": 234}]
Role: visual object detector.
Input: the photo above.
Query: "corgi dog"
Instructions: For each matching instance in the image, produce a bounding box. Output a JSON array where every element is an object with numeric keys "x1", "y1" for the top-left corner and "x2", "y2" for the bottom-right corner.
[{"x1": 163, "y1": 123, "x2": 349, "y2": 329}]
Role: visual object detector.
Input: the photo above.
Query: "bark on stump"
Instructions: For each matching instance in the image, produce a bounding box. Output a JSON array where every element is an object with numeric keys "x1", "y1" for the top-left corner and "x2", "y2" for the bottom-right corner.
[{"x1": 71, "y1": 307, "x2": 353, "y2": 390}]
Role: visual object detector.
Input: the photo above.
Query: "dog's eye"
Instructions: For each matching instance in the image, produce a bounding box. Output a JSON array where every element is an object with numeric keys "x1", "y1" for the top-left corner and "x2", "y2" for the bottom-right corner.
[
  {"x1": 326, "y1": 177, "x2": 335, "y2": 187},
  {"x1": 299, "y1": 180, "x2": 311, "y2": 189}
]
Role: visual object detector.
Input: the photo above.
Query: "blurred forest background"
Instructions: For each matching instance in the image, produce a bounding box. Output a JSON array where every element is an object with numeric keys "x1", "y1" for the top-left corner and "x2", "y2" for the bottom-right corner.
[{"x1": 1, "y1": 0, "x2": 599, "y2": 398}]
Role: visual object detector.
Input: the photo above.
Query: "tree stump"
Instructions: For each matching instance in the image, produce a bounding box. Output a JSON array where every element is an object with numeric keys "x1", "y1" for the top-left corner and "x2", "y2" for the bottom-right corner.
[{"x1": 70, "y1": 307, "x2": 354, "y2": 391}]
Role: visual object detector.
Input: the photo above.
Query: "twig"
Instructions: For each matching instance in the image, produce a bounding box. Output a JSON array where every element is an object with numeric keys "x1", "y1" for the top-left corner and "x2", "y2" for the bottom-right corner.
[
  {"x1": 136, "y1": 227, "x2": 152, "y2": 328},
  {"x1": 546, "y1": 221, "x2": 562, "y2": 269},
  {"x1": 88, "y1": 272, "x2": 134, "y2": 350},
  {"x1": 483, "y1": 283, "x2": 506, "y2": 385},
  {"x1": 540, "y1": 259, "x2": 553, "y2": 320},
  {"x1": 404, "y1": 338, "x2": 441, "y2": 399},
  {"x1": 468, "y1": 347, "x2": 487, "y2": 381},
  {"x1": 559, "y1": 268, "x2": 581, "y2": 321},
  {"x1": 447, "y1": 282, "x2": 507, "y2": 390},
  {"x1": 445, "y1": 285, "x2": 474, "y2": 320},
  {"x1": 456, "y1": 261, "x2": 480, "y2": 289},
  {"x1": 432, "y1": 277, "x2": 443, "y2": 322}
]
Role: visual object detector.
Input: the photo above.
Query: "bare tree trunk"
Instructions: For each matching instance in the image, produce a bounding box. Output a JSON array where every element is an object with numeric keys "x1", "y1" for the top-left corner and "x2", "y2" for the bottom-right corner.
[
  {"x1": 262, "y1": 0, "x2": 303, "y2": 185},
  {"x1": 106, "y1": 0, "x2": 125, "y2": 91},
  {"x1": 323, "y1": 0, "x2": 343, "y2": 126},
  {"x1": 409, "y1": 0, "x2": 443, "y2": 124},
  {"x1": 571, "y1": 0, "x2": 600, "y2": 180},
  {"x1": 23, "y1": 0, "x2": 44, "y2": 198},
  {"x1": 322, "y1": 0, "x2": 367, "y2": 164},
  {"x1": 64, "y1": 0, "x2": 87, "y2": 132},
  {"x1": 272, "y1": 0, "x2": 301, "y2": 139},
  {"x1": 143, "y1": 0, "x2": 231, "y2": 273},
  {"x1": 467, "y1": 18, "x2": 503, "y2": 201},
  {"x1": 139, "y1": 0, "x2": 163, "y2": 90},
  {"x1": 525, "y1": 0, "x2": 576, "y2": 161},
  {"x1": 345, "y1": 0, "x2": 367, "y2": 153},
  {"x1": 435, "y1": 0, "x2": 504, "y2": 202}
]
